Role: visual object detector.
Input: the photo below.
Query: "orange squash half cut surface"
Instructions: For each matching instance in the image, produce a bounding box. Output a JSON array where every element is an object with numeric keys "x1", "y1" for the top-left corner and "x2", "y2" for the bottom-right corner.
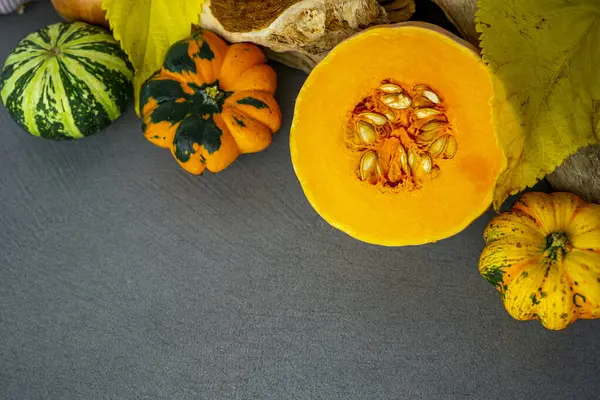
[{"x1": 290, "y1": 22, "x2": 506, "y2": 246}]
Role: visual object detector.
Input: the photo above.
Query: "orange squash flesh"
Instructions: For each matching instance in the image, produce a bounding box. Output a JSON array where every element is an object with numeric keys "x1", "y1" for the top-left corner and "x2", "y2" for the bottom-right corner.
[{"x1": 290, "y1": 23, "x2": 506, "y2": 246}]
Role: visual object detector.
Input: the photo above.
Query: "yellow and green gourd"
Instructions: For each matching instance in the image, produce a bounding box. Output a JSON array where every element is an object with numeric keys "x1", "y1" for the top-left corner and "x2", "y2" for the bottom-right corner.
[{"x1": 479, "y1": 192, "x2": 600, "y2": 330}]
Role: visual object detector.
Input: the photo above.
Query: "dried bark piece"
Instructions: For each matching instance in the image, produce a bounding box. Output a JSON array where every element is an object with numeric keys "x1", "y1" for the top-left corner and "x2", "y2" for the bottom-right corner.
[
  {"x1": 547, "y1": 145, "x2": 600, "y2": 204},
  {"x1": 431, "y1": 0, "x2": 479, "y2": 48},
  {"x1": 379, "y1": 0, "x2": 416, "y2": 23},
  {"x1": 198, "y1": 0, "x2": 415, "y2": 73}
]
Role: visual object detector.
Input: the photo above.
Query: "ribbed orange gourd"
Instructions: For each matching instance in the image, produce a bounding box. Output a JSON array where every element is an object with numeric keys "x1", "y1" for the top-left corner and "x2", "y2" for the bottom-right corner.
[
  {"x1": 479, "y1": 192, "x2": 600, "y2": 330},
  {"x1": 290, "y1": 22, "x2": 506, "y2": 245},
  {"x1": 140, "y1": 29, "x2": 282, "y2": 174}
]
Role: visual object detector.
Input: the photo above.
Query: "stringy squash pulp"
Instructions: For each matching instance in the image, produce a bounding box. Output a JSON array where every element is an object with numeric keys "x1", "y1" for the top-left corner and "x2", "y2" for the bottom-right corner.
[{"x1": 290, "y1": 23, "x2": 506, "y2": 246}]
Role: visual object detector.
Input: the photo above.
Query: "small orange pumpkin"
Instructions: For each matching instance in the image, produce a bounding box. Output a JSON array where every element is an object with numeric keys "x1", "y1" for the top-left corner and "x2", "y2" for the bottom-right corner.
[{"x1": 140, "y1": 29, "x2": 282, "y2": 174}]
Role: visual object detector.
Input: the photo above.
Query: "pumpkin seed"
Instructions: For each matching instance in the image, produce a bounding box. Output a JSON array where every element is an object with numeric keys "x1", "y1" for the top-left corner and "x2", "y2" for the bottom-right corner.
[
  {"x1": 384, "y1": 109, "x2": 396, "y2": 123},
  {"x1": 415, "y1": 137, "x2": 430, "y2": 147},
  {"x1": 388, "y1": 93, "x2": 412, "y2": 110},
  {"x1": 417, "y1": 128, "x2": 438, "y2": 143},
  {"x1": 423, "y1": 90, "x2": 440, "y2": 104},
  {"x1": 398, "y1": 143, "x2": 409, "y2": 175},
  {"x1": 359, "y1": 112, "x2": 387, "y2": 126},
  {"x1": 407, "y1": 148, "x2": 418, "y2": 173},
  {"x1": 430, "y1": 165, "x2": 440, "y2": 179},
  {"x1": 376, "y1": 162, "x2": 384, "y2": 178},
  {"x1": 359, "y1": 151, "x2": 378, "y2": 181},
  {"x1": 378, "y1": 83, "x2": 402, "y2": 93},
  {"x1": 412, "y1": 96, "x2": 434, "y2": 108},
  {"x1": 380, "y1": 94, "x2": 399, "y2": 105},
  {"x1": 420, "y1": 121, "x2": 446, "y2": 132},
  {"x1": 357, "y1": 121, "x2": 377, "y2": 144},
  {"x1": 443, "y1": 135, "x2": 458, "y2": 159},
  {"x1": 428, "y1": 134, "x2": 448, "y2": 158},
  {"x1": 414, "y1": 108, "x2": 443, "y2": 119},
  {"x1": 420, "y1": 155, "x2": 433, "y2": 174}
]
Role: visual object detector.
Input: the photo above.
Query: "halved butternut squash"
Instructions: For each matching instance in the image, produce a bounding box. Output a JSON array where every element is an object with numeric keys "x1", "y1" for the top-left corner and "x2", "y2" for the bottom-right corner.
[{"x1": 290, "y1": 22, "x2": 506, "y2": 246}]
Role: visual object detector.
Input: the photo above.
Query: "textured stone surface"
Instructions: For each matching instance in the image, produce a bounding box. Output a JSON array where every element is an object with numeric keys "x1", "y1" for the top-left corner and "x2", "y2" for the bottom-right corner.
[{"x1": 0, "y1": 3, "x2": 599, "y2": 399}]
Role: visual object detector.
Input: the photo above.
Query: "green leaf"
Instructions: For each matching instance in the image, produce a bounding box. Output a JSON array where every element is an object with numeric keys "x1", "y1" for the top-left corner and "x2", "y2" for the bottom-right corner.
[
  {"x1": 476, "y1": 0, "x2": 600, "y2": 209},
  {"x1": 101, "y1": 0, "x2": 206, "y2": 116}
]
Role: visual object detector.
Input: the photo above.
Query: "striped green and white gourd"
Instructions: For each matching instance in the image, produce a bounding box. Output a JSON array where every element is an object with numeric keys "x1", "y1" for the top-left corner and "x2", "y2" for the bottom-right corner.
[{"x1": 0, "y1": 22, "x2": 133, "y2": 140}]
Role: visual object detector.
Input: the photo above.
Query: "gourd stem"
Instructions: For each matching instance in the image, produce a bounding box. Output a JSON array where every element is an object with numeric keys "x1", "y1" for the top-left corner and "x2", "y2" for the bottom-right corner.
[
  {"x1": 48, "y1": 47, "x2": 61, "y2": 57},
  {"x1": 544, "y1": 232, "x2": 569, "y2": 261},
  {"x1": 546, "y1": 231, "x2": 568, "y2": 248}
]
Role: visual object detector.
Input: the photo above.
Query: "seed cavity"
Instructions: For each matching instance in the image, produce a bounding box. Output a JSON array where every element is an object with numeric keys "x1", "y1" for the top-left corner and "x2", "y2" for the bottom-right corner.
[{"x1": 349, "y1": 80, "x2": 457, "y2": 188}]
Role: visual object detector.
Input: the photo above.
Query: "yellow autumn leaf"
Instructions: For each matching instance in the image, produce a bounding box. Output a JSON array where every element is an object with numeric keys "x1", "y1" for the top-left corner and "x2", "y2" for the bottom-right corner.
[
  {"x1": 476, "y1": 0, "x2": 600, "y2": 210},
  {"x1": 101, "y1": 0, "x2": 206, "y2": 115}
]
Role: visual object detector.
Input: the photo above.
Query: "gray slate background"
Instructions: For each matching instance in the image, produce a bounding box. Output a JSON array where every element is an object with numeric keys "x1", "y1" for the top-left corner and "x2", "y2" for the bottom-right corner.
[{"x1": 1, "y1": 3, "x2": 599, "y2": 399}]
